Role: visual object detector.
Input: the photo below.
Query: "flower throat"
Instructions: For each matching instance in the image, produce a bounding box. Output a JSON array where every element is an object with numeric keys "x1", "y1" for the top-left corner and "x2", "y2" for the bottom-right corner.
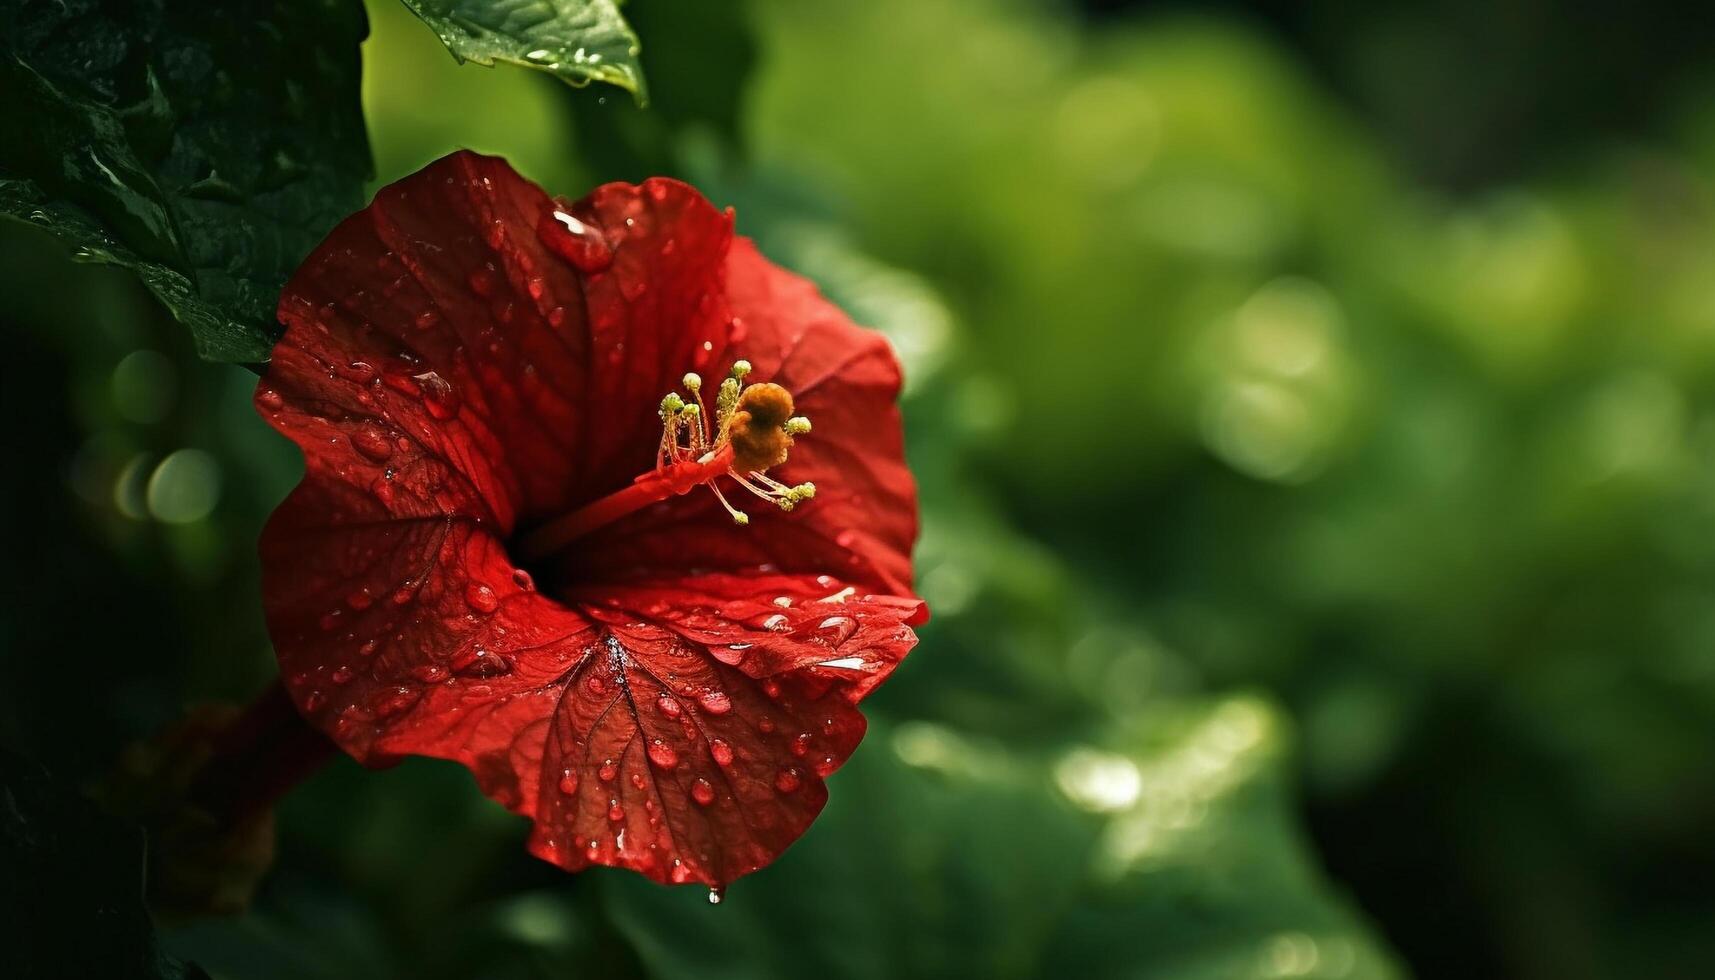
[{"x1": 517, "y1": 360, "x2": 815, "y2": 560}]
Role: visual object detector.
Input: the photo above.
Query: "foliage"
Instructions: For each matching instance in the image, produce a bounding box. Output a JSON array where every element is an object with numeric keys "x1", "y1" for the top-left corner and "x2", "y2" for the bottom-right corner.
[
  {"x1": 5, "y1": 0, "x2": 1714, "y2": 977},
  {"x1": 0, "y1": 0, "x2": 370, "y2": 363}
]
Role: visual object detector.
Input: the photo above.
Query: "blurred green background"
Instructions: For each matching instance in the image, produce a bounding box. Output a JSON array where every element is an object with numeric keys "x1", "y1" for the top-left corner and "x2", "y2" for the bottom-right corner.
[{"x1": 4, "y1": 1, "x2": 1714, "y2": 977}]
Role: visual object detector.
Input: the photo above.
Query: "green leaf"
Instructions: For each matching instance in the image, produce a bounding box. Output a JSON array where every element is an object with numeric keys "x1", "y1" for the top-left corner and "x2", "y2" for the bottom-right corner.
[
  {"x1": 599, "y1": 701, "x2": 1402, "y2": 980},
  {"x1": 0, "y1": 0, "x2": 371, "y2": 363},
  {"x1": 399, "y1": 0, "x2": 646, "y2": 100},
  {"x1": 1, "y1": 748, "x2": 206, "y2": 980}
]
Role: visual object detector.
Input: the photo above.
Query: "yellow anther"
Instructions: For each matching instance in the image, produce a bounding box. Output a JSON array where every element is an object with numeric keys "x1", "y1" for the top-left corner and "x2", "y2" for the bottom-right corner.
[
  {"x1": 732, "y1": 511, "x2": 750, "y2": 526},
  {"x1": 784, "y1": 416, "x2": 812, "y2": 435},
  {"x1": 777, "y1": 498, "x2": 796, "y2": 512},
  {"x1": 683, "y1": 372, "x2": 702, "y2": 391},
  {"x1": 661, "y1": 392, "x2": 684, "y2": 414},
  {"x1": 795, "y1": 482, "x2": 816, "y2": 499},
  {"x1": 732, "y1": 359, "x2": 752, "y2": 378}
]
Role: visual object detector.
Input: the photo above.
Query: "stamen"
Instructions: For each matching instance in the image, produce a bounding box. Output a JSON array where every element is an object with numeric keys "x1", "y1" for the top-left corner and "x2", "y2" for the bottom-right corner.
[
  {"x1": 709, "y1": 482, "x2": 749, "y2": 525},
  {"x1": 515, "y1": 358, "x2": 818, "y2": 558}
]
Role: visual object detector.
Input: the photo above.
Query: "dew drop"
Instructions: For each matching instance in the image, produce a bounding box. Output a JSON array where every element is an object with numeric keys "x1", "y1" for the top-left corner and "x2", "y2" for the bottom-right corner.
[
  {"x1": 303, "y1": 690, "x2": 327, "y2": 712},
  {"x1": 414, "y1": 309, "x2": 440, "y2": 330},
  {"x1": 538, "y1": 207, "x2": 614, "y2": 273},
  {"x1": 257, "y1": 387, "x2": 284, "y2": 411},
  {"x1": 511, "y1": 568, "x2": 535, "y2": 590},
  {"x1": 599, "y1": 759, "x2": 618, "y2": 782},
  {"x1": 711, "y1": 738, "x2": 734, "y2": 767},
  {"x1": 586, "y1": 673, "x2": 607, "y2": 696},
  {"x1": 465, "y1": 583, "x2": 499, "y2": 613},
  {"x1": 774, "y1": 768, "x2": 802, "y2": 794},
  {"x1": 351, "y1": 423, "x2": 394, "y2": 461},
  {"x1": 698, "y1": 690, "x2": 733, "y2": 715},
  {"x1": 647, "y1": 738, "x2": 679, "y2": 769},
  {"x1": 817, "y1": 616, "x2": 857, "y2": 645},
  {"x1": 468, "y1": 267, "x2": 496, "y2": 296},
  {"x1": 331, "y1": 666, "x2": 354, "y2": 685},
  {"x1": 416, "y1": 372, "x2": 460, "y2": 419},
  {"x1": 762, "y1": 613, "x2": 790, "y2": 632},
  {"x1": 656, "y1": 694, "x2": 683, "y2": 718},
  {"x1": 452, "y1": 647, "x2": 512, "y2": 678},
  {"x1": 558, "y1": 769, "x2": 579, "y2": 795},
  {"x1": 792, "y1": 733, "x2": 812, "y2": 757},
  {"x1": 692, "y1": 778, "x2": 716, "y2": 806},
  {"x1": 708, "y1": 887, "x2": 725, "y2": 905},
  {"x1": 758, "y1": 717, "x2": 776, "y2": 733},
  {"x1": 358, "y1": 638, "x2": 379, "y2": 657},
  {"x1": 371, "y1": 685, "x2": 419, "y2": 718},
  {"x1": 608, "y1": 801, "x2": 625, "y2": 822},
  {"x1": 412, "y1": 664, "x2": 448, "y2": 683},
  {"x1": 346, "y1": 589, "x2": 374, "y2": 611}
]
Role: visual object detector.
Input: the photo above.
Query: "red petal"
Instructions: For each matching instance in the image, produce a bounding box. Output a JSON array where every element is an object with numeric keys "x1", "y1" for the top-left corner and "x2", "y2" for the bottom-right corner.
[
  {"x1": 554, "y1": 237, "x2": 921, "y2": 597},
  {"x1": 257, "y1": 152, "x2": 925, "y2": 888}
]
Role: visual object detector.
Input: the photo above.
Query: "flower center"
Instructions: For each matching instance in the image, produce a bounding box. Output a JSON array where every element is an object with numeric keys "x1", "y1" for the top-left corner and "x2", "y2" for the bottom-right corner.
[{"x1": 516, "y1": 360, "x2": 814, "y2": 559}]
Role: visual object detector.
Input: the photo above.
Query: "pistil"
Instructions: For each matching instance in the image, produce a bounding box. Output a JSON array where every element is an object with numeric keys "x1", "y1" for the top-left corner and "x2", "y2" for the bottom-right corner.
[{"x1": 516, "y1": 359, "x2": 816, "y2": 559}]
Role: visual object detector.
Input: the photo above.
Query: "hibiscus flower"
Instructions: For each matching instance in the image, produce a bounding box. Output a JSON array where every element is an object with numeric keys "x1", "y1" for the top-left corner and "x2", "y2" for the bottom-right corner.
[{"x1": 254, "y1": 151, "x2": 925, "y2": 893}]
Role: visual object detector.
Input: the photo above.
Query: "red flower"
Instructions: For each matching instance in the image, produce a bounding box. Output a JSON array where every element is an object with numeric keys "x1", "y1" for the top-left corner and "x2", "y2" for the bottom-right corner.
[{"x1": 255, "y1": 151, "x2": 925, "y2": 891}]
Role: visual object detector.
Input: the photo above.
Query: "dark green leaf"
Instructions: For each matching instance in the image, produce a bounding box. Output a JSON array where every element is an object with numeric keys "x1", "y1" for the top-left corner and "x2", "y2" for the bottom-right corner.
[
  {"x1": 399, "y1": 0, "x2": 645, "y2": 100},
  {"x1": 0, "y1": 0, "x2": 371, "y2": 363},
  {"x1": 600, "y1": 704, "x2": 1401, "y2": 980},
  {"x1": 0, "y1": 748, "x2": 206, "y2": 980}
]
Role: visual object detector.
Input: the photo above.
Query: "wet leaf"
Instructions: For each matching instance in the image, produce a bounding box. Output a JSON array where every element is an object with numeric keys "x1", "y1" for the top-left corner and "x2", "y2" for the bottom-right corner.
[
  {"x1": 400, "y1": 0, "x2": 646, "y2": 100},
  {"x1": 602, "y1": 702, "x2": 1403, "y2": 979},
  {"x1": 0, "y1": 749, "x2": 206, "y2": 980},
  {"x1": 0, "y1": 0, "x2": 371, "y2": 362}
]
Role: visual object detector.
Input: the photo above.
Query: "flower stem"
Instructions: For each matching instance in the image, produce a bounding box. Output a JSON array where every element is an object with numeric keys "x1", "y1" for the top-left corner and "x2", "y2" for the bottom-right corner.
[
  {"x1": 188, "y1": 680, "x2": 336, "y2": 823},
  {"x1": 516, "y1": 445, "x2": 734, "y2": 560}
]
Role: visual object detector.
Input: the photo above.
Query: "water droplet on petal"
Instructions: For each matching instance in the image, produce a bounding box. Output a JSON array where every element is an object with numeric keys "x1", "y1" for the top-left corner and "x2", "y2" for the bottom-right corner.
[
  {"x1": 331, "y1": 666, "x2": 354, "y2": 685},
  {"x1": 414, "y1": 309, "x2": 440, "y2": 330},
  {"x1": 468, "y1": 267, "x2": 496, "y2": 296},
  {"x1": 599, "y1": 759, "x2": 618, "y2": 782},
  {"x1": 817, "y1": 616, "x2": 857, "y2": 644},
  {"x1": 792, "y1": 733, "x2": 812, "y2": 757},
  {"x1": 371, "y1": 685, "x2": 420, "y2": 718},
  {"x1": 511, "y1": 568, "x2": 535, "y2": 590},
  {"x1": 412, "y1": 664, "x2": 448, "y2": 683},
  {"x1": 586, "y1": 673, "x2": 607, "y2": 696},
  {"x1": 692, "y1": 778, "x2": 716, "y2": 806},
  {"x1": 698, "y1": 690, "x2": 732, "y2": 715},
  {"x1": 656, "y1": 694, "x2": 683, "y2": 718},
  {"x1": 708, "y1": 887, "x2": 725, "y2": 905},
  {"x1": 774, "y1": 768, "x2": 802, "y2": 794},
  {"x1": 416, "y1": 372, "x2": 460, "y2": 420},
  {"x1": 608, "y1": 801, "x2": 625, "y2": 822},
  {"x1": 452, "y1": 647, "x2": 512, "y2": 677},
  {"x1": 466, "y1": 583, "x2": 498, "y2": 613},
  {"x1": 538, "y1": 206, "x2": 614, "y2": 273},
  {"x1": 257, "y1": 387, "x2": 284, "y2": 411},
  {"x1": 558, "y1": 769, "x2": 579, "y2": 795},
  {"x1": 710, "y1": 739, "x2": 734, "y2": 767},
  {"x1": 647, "y1": 739, "x2": 679, "y2": 769}
]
